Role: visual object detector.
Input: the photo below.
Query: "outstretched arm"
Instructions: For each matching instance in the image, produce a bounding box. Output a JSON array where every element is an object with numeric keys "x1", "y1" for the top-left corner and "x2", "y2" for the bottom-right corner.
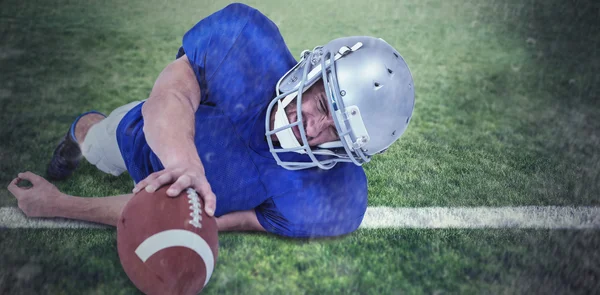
[
  {"x1": 52, "y1": 193, "x2": 132, "y2": 226},
  {"x1": 136, "y1": 54, "x2": 217, "y2": 217},
  {"x1": 7, "y1": 171, "x2": 132, "y2": 226},
  {"x1": 7, "y1": 171, "x2": 265, "y2": 232}
]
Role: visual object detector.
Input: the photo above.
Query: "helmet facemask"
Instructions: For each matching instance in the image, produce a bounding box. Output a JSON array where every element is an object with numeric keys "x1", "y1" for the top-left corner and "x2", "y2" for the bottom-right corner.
[{"x1": 266, "y1": 43, "x2": 366, "y2": 170}]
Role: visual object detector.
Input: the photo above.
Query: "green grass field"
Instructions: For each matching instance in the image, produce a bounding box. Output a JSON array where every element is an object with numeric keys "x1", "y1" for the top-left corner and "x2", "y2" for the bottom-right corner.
[{"x1": 1, "y1": 0, "x2": 599, "y2": 294}]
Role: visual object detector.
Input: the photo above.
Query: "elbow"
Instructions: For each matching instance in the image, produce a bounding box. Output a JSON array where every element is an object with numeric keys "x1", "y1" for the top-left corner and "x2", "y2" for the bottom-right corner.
[
  {"x1": 215, "y1": 210, "x2": 266, "y2": 232},
  {"x1": 140, "y1": 96, "x2": 156, "y2": 120}
]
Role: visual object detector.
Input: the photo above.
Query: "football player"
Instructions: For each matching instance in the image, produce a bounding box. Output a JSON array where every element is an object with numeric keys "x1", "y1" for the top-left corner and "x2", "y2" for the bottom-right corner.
[{"x1": 7, "y1": 3, "x2": 414, "y2": 238}]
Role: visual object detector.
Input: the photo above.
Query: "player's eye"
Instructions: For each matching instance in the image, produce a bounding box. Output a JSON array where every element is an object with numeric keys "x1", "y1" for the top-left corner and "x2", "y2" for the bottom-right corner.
[
  {"x1": 317, "y1": 98, "x2": 324, "y2": 113},
  {"x1": 319, "y1": 96, "x2": 328, "y2": 115}
]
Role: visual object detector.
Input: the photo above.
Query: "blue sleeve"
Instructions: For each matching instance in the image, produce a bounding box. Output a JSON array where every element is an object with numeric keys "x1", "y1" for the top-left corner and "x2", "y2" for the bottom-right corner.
[
  {"x1": 255, "y1": 166, "x2": 368, "y2": 238},
  {"x1": 177, "y1": 3, "x2": 257, "y2": 98}
]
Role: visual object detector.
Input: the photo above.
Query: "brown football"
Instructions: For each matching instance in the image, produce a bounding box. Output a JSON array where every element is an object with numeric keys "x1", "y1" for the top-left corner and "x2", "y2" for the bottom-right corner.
[{"x1": 117, "y1": 185, "x2": 218, "y2": 295}]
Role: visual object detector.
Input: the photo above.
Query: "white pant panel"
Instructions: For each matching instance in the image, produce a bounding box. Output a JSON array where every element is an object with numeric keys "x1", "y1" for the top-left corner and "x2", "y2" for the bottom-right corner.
[{"x1": 81, "y1": 100, "x2": 144, "y2": 176}]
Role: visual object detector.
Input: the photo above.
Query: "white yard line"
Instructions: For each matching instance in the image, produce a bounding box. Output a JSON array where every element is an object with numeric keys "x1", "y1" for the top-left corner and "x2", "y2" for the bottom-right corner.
[
  {"x1": 361, "y1": 206, "x2": 600, "y2": 229},
  {"x1": 0, "y1": 207, "x2": 109, "y2": 229},
  {"x1": 1, "y1": 206, "x2": 599, "y2": 229}
]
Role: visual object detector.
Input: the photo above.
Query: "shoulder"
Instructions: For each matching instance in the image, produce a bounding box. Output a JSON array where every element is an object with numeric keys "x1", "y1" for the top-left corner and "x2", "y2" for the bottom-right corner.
[
  {"x1": 219, "y1": 3, "x2": 282, "y2": 40},
  {"x1": 220, "y1": 3, "x2": 257, "y2": 14},
  {"x1": 183, "y1": 3, "x2": 256, "y2": 39},
  {"x1": 182, "y1": 3, "x2": 261, "y2": 40},
  {"x1": 213, "y1": 3, "x2": 257, "y2": 22},
  {"x1": 207, "y1": 3, "x2": 275, "y2": 30},
  {"x1": 182, "y1": 3, "x2": 282, "y2": 58}
]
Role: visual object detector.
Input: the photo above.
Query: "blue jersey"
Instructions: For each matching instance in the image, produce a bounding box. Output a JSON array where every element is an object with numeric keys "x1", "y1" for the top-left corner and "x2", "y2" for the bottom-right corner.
[{"x1": 116, "y1": 3, "x2": 367, "y2": 238}]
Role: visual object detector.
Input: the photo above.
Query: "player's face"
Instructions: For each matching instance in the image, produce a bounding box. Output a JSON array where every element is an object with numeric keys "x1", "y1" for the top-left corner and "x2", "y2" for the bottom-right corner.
[{"x1": 270, "y1": 79, "x2": 340, "y2": 146}]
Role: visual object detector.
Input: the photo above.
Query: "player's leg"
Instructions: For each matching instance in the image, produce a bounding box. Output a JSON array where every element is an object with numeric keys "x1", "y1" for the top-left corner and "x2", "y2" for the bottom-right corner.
[
  {"x1": 46, "y1": 110, "x2": 107, "y2": 180},
  {"x1": 47, "y1": 100, "x2": 144, "y2": 180},
  {"x1": 73, "y1": 113, "x2": 106, "y2": 143},
  {"x1": 79, "y1": 100, "x2": 143, "y2": 177}
]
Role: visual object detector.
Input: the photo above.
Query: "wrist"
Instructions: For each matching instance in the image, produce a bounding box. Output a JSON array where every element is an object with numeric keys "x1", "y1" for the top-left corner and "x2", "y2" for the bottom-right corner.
[
  {"x1": 162, "y1": 150, "x2": 203, "y2": 169},
  {"x1": 50, "y1": 193, "x2": 74, "y2": 218},
  {"x1": 154, "y1": 137, "x2": 201, "y2": 168}
]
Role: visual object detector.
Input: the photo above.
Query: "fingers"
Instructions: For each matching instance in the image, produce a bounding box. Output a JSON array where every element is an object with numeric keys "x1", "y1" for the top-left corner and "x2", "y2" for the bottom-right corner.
[
  {"x1": 133, "y1": 171, "x2": 167, "y2": 193},
  {"x1": 7, "y1": 177, "x2": 21, "y2": 196},
  {"x1": 8, "y1": 171, "x2": 46, "y2": 196},
  {"x1": 202, "y1": 191, "x2": 217, "y2": 217},
  {"x1": 139, "y1": 175, "x2": 159, "y2": 193},
  {"x1": 133, "y1": 174, "x2": 154, "y2": 193},
  {"x1": 132, "y1": 169, "x2": 216, "y2": 217},
  {"x1": 146, "y1": 172, "x2": 175, "y2": 193},
  {"x1": 166, "y1": 174, "x2": 216, "y2": 216},
  {"x1": 197, "y1": 184, "x2": 216, "y2": 217},
  {"x1": 166, "y1": 174, "x2": 192, "y2": 197},
  {"x1": 17, "y1": 171, "x2": 44, "y2": 185},
  {"x1": 156, "y1": 173, "x2": 175, "y2": 187}
]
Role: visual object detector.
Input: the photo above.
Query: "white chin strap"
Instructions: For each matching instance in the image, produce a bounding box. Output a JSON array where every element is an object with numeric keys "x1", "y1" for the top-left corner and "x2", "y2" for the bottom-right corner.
[{"x1": 274, "y1": 91, "x2": 303, "y2": 151}]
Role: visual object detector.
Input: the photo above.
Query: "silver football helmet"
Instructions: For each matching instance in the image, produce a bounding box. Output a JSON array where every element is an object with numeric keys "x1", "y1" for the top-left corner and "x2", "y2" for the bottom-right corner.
[{"x1": 265, "y1": 36, "x2": 415, "y2": 170}]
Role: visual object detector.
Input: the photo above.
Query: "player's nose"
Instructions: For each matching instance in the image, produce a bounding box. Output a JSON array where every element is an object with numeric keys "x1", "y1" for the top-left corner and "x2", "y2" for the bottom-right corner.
[{"x1": 305, "y1": 115, "x2": 334, "y2": 138}]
